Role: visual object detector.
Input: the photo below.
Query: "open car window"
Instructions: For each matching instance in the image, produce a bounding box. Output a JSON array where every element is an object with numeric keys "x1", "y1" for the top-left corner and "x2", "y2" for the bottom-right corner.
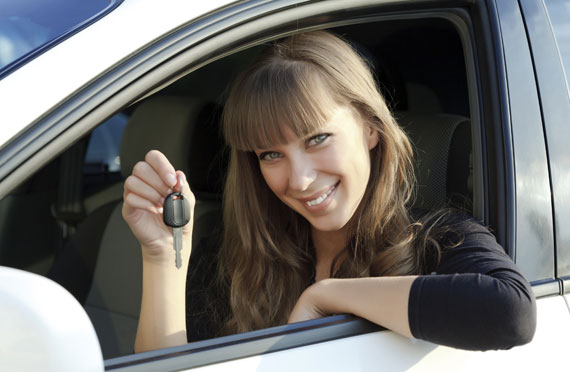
[{"x1": 0, "y1": 4, "x2": 481, "y2": 365}]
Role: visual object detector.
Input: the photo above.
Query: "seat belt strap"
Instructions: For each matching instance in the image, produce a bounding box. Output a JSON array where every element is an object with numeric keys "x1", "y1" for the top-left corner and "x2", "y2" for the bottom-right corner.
[{"x1": 52, "y1": 140, "x2": 87, "y2": 239}]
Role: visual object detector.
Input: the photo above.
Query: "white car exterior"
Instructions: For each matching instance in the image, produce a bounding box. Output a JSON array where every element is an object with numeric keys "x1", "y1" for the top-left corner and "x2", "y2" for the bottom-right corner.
[{"x1": 1, "y1": 0, "x2": 569, "y2": 371}]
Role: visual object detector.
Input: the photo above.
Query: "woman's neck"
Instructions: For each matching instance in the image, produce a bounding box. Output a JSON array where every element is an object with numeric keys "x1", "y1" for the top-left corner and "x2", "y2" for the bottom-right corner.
[{"x1": 311, "y1": 226, "x2": 348, "y2": 281}]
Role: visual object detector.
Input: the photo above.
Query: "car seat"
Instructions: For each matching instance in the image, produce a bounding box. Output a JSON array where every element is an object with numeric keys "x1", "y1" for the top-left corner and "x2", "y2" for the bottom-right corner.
[
  {"x1": 48, "y1": 96, "x2": 226, "y2": 359},
  {"x1": 395, "y1": 111, "x2": 473, "y2": 212}
]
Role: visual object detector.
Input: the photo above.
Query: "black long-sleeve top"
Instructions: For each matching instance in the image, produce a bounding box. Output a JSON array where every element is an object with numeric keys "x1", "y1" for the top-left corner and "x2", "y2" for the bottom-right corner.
[
  {"x1": 408, "y1": 219, "x2": 536, "y2": 349},
  {"x1": 186, "y1": 217, "x2": 536, "y2": 350}
]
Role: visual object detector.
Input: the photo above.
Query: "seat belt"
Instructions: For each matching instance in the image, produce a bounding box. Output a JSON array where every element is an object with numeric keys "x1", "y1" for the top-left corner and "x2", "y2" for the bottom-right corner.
[{"x1": 51, "y1": 139, "x2": 87, "y2": 239}]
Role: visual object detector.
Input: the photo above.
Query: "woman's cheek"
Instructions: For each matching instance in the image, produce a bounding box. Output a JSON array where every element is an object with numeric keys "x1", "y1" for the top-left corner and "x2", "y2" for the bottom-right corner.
[{"x1": 261, "y1": 165, "x2": 287, "y2": 197}]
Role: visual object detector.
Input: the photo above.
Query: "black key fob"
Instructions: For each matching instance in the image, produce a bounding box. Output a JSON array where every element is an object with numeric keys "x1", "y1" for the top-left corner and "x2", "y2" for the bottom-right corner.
[{"x1": 163, "y1": 192, "x2": 191, "y2": 228}]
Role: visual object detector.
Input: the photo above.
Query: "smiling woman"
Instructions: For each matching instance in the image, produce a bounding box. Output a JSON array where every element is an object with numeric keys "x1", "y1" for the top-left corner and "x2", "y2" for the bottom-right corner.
[
  {"x1": 253, "y1": 106, "x2": 377, "y2": 234},
  {"x1": 123, "y1": 30, "x2": 536, "y2": 354}
]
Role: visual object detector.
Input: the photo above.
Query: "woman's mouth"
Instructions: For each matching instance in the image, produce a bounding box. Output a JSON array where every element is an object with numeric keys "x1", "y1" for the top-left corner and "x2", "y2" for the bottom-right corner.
[{"x1": 305, "y1": 182, "x2": 339, "y2": 206}]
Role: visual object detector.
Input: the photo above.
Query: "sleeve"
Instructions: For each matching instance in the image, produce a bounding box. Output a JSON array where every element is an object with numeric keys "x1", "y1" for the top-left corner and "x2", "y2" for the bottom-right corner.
[{"x1": 408, "y1": 219, "x2": 537, "y2": 350}]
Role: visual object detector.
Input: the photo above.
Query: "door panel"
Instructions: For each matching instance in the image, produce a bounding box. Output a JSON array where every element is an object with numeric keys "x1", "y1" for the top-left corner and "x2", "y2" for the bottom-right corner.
[
  {"x1": 521, "y1": 0, "x2": 570, "y2": 278},
  {"x1": 187, "y1": 296, "x2": 569, "y2": 371},
  {"x1": 494, "y1": 0, "x2": 555, "y2": 282}
]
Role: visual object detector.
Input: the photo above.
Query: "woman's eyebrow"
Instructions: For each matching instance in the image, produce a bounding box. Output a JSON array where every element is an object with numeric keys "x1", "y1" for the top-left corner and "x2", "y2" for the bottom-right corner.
[
  {"x1": 302, "y1": 125, "x2": 334, "y2": 139},
  {"x1": 253, "y1": 145, "x2": 275, "y2": 153}
]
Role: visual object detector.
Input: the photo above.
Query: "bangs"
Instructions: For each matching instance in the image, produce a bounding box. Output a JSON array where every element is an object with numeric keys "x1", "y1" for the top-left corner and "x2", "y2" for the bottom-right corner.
[{"x1": 223, "y1": 60, "x2": 341, "y2": 151}]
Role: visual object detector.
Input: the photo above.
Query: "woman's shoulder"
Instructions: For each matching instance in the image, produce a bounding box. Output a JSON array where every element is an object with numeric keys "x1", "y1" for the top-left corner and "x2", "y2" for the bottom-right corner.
[
  {"x1": 413, "y1": 207, "x2": 484, "y2": 227},
  {"x1": 423, "y1": 210, "x2": 515, "y2": 275},
  {"x1": 414, "y1": 208, "x2": 495, "y2": 243}
]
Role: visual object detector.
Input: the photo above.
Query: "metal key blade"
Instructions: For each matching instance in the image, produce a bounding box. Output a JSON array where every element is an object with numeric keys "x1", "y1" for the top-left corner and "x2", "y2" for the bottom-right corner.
[{"x1": 173, "y1": 227, "x2": 183, "y2": 269}]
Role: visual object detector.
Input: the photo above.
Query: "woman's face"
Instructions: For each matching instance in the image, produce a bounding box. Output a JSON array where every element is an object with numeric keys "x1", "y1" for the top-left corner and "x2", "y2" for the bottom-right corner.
[{"x1": 255, "y1": 105, "x2": 379, "y2": 232}]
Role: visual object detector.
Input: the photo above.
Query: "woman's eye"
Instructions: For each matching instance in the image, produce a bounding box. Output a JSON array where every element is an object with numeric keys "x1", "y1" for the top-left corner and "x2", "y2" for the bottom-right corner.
[
  {"x1": 307, "y1": 133, "x2": 330, "y2": 146},
  {"x1": 259, "y1": 151, "x2": 282, "y2": 161}
]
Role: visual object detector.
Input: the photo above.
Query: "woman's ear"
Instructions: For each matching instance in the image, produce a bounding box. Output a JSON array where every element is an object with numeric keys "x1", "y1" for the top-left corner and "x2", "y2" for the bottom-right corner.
[{"x1": 367, "y1": 126, "x2": 380, "y2": 150}]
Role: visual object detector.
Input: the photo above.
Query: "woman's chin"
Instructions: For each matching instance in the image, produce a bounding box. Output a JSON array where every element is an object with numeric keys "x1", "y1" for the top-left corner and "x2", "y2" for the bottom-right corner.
[{"x1": 308, "y1": 215, "x2": 350, "y2": 233}]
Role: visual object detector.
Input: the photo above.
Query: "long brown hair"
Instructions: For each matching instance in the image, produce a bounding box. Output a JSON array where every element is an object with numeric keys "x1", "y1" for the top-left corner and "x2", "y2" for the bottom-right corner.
[{"x1": 219, "y1": 30, "x2": 457, "y2": 334}]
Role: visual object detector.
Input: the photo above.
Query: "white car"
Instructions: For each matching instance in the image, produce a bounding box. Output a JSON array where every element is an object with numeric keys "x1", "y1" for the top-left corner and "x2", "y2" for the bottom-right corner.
[{"x1": 1, "y1": 0, "x2": 570, "y2": 371}]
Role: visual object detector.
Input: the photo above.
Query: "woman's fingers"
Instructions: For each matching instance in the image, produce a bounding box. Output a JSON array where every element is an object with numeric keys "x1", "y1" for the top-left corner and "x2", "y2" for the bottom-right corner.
[
  {"x1": 122, "y1": 150, "x2": 196, "y2": 258},
  {"x1": 123, "y1": 150, "x2": 195, "y2": 221},
  {"x1": 124, "y1": 175, "x2": 165, "y2": 207},
  {"x1": 124, "y1": 191, "x2": 162, "y2": 215},
  {"x1": 174, "y1": 171, "x2": 195, "y2": 202},
  {"x1": 145, "y1": 150, "x2": 178, "y2": 189},
  {"x1": 131, "y1": 161, "x2": 172, "y2": 197}
]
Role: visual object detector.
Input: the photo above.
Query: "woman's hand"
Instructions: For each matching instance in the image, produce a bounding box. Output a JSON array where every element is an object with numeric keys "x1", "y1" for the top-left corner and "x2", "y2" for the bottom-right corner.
[
  {"x1": 122, "y1": 150, "x2": 195, "y2": 263},
  {"x1": 288, "y1": 281, "x2": 330, "y2": 323},
  {"x1": 288, "y1": 277, "x2": 415, "y2": 339}
]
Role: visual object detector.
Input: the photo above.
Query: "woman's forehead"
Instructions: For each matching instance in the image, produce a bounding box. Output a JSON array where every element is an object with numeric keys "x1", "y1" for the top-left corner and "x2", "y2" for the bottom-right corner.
[
  {"x1": 224, "y1": 62, "x2": 350, "y2": 151},
  {"x1": 253, "y1": 105, "x2": 362, "y2": 150}
]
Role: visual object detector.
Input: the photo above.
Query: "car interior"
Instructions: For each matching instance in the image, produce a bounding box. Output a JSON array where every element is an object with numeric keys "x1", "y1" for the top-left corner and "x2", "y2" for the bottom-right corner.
[{"x1": 0, "y1": 17, "x2": 473, "y2": 359}]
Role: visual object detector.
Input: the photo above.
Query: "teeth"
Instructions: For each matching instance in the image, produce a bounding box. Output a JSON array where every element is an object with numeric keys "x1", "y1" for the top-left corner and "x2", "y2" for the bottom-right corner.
[{"x1": 306, "y1": 184, "x2": 336, "y2": 206}]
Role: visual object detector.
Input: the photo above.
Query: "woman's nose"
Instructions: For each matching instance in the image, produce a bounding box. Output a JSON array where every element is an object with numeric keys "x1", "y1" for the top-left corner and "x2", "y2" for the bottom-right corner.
[{"x1": 288, "y1": 154, "x2": 316, "y2": 192}]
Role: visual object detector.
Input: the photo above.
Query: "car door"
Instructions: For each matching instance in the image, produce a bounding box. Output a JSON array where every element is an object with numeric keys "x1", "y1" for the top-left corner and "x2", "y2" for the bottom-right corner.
[
  {"x1": 1, "y1": 0, "x2": 569, "y2": 371},
  {"x1": 520, "y1": 0, "x2": 570, "y2": 310}
]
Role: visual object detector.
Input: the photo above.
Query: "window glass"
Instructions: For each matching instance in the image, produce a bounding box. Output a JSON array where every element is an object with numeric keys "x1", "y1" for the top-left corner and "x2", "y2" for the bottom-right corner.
[
  {"x1": 84, "y1": 112, "x2": 127, "y2": 174},
  {"x1": 544, "y1": 0, "x2": 570, "y2": 92},
  {"x1": 83, "y1": 112, "x2": 127, "y2": 196},
  {"x1": 0, "y1": 0, "x2": 117, "y2": 76}
]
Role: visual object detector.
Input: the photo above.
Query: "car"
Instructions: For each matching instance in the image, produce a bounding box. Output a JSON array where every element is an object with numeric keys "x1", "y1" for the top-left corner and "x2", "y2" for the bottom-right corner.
[{"x1": 1, "y1": 0, "x2": 569, "y2": 370}]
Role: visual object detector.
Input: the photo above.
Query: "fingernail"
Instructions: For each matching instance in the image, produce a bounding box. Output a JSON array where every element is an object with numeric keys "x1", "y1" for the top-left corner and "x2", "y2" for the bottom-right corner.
[
  {"x1": 157, "y1": 207, "x2": 163, "y2": 214},
  {"x1": 160, "y1": 197, "x2": 165, "y2": 205},
  {"x1": 178, "y1": 175, "x2": 184, "y2": 188},
  {"x1": 166, "y1": 173, "x2": 177, "y2": 186}
]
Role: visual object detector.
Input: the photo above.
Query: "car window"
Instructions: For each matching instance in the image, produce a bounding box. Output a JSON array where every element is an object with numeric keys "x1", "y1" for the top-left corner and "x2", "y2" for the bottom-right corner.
[
  {"x1": 112, "y1": 13, "x2": 479, "y2": 366},
  {"x1": 0, "y1": 0, "x2": 120, "y2": 78},
  {"x1": 83, "y1": 112, "x2": 127, "y2": 197},
  {"x1": 544, "y1": 0, "x2": 570, "y2": 91}
]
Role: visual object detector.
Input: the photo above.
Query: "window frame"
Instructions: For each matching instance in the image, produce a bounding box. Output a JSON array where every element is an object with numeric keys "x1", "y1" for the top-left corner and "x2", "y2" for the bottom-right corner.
[{"x1": 109, "y1": 4, "x2": 481, "y2": 370}]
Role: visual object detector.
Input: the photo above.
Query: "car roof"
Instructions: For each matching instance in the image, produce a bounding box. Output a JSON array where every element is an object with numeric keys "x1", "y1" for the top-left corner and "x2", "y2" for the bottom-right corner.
[
  {"x1": 0, "y1": 0, "x2": 235, "y2": 149},
  {"x1": 0, "y1": 0, "x2": 117, "y2": 79}
]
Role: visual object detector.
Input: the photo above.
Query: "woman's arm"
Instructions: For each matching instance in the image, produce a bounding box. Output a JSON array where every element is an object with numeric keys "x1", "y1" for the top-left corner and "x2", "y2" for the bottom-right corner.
[
  {"x1": 135, "y1": 249, "x2": 191, "y2": 352},
  {"x1": 289, "y1": 276, "x2": 417, "y2": 338},
  {"x1": 122, "y1": 150, "x2": 195, "y2": 353},
  {"x1": 289, "y1": 221, "x2": 536, "y2": 350}
]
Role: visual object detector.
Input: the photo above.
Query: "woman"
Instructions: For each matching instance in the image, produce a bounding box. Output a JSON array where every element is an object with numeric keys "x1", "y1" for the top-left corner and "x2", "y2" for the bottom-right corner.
[{"x1": 123, "y1": 31, "x2": 536, "y2": 353}]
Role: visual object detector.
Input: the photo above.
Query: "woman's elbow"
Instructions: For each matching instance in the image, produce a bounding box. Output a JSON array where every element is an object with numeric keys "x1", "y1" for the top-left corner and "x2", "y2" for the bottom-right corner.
[{"x1": 497, "y1": 294, "x2": 537, "y2": 349}]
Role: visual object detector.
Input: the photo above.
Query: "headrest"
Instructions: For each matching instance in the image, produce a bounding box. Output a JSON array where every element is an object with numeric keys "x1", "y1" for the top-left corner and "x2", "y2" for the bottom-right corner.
[
  {"x1": 395, "y1": 111, "x2": 472, "y2": 210},
  {"x1": 120, "y1": 97, "x2": 226, "y2": 197}
]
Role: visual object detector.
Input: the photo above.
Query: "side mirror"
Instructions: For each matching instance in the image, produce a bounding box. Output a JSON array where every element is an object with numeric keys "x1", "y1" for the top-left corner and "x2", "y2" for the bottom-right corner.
[{"x1": 0, "y1": 266, "x2": 104, "y2": 372}]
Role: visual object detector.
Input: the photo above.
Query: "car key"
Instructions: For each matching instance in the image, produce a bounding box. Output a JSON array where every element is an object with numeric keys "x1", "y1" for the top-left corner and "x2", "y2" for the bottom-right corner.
[{"x1": 163, "y1": 192, "x2": 191, "y2": 269}]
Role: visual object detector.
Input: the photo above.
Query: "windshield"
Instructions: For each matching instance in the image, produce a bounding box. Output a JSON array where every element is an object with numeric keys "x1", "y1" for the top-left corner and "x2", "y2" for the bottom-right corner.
[{"x1": 0, "y1": 0, "x2": 120, "y2": 79}]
